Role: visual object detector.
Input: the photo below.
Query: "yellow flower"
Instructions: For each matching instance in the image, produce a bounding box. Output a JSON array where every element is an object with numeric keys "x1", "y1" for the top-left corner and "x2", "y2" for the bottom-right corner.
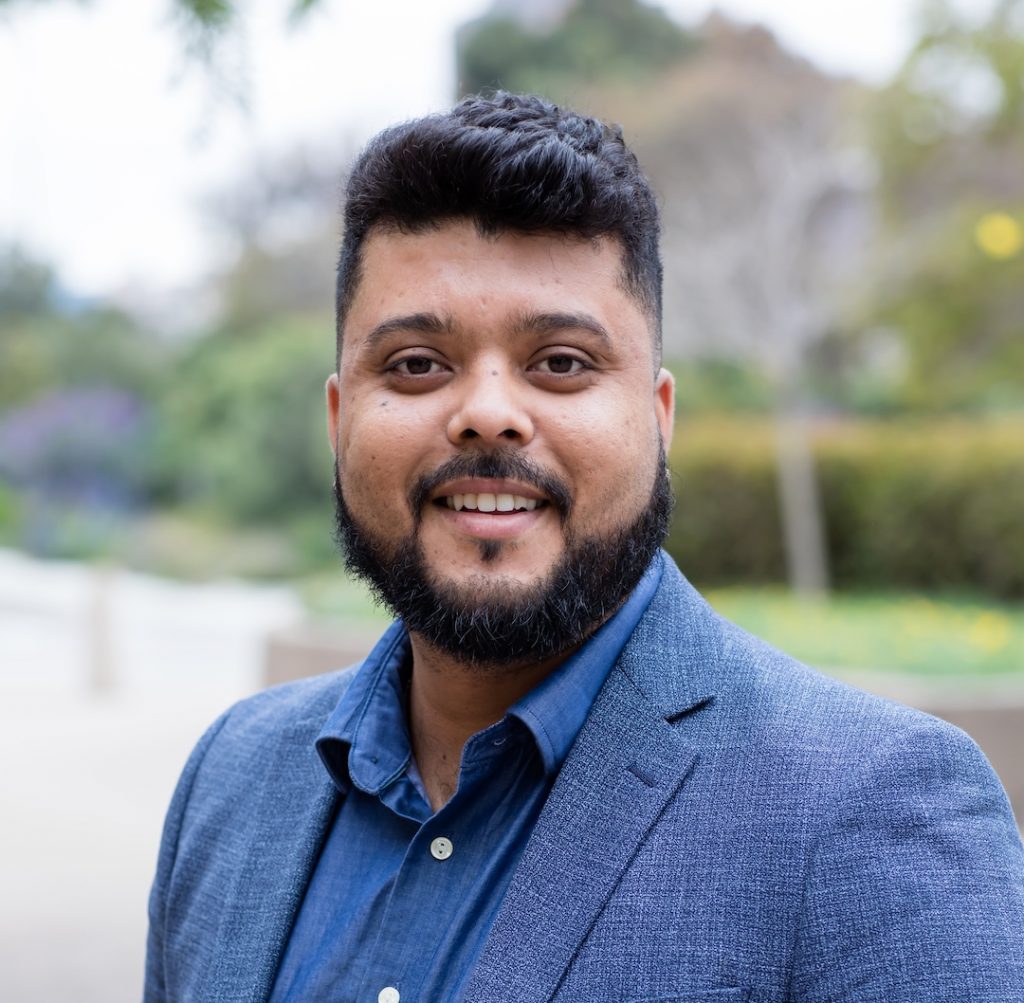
[
  {"x1": 967, "y1": 612, "x2": 1012, "y2": 654},
  {"x1": 974, "y1": 212, "x2": 1023, "y2": 260}
]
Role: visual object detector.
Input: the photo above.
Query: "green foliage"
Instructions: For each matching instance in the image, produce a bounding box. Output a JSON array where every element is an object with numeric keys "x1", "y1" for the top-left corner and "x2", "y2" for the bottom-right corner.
[
  {"x1": 158, "y1": 316, "x2": 334, "y2": 523},
  {"x1": 670, "y1": 357, "x2": 776, "y2": 414},
  {"x1": 908, "y1": 0, "x2": 1024, "y2": 136},
  {"x1": 0, "y1": 246, "x2": 55, "y2": 317},
  {"x1": 873, "y1": 0, "x2": 1024, "y2": 186},
  {"x1": 862, "y1": 1, "x2": 1024, "y2": 411},
  {"x1": 178, "y1": 0, "x2": 234, "y2": 30},
  {"x1": 706, "y1": 586, "x2": 1024, "y2": 676},
  {"x1": 0, "y1": 245, "x2": 166, "y2": 410},
  {"x1": 0, "y1": 310, "x2": 164, "y2": 410},
  {"x1": 666, "y1": 418, "x2": 1024, "y2": 598},
  {"x1": 457, "y1": 0, "x2": 696, "y2": 100},
  {"x1": 0, "y1": 481, "x2": 20, "y2": 543},
  {"x1": 856, "y1": 205, "x2": 1024, "y2": 411}
]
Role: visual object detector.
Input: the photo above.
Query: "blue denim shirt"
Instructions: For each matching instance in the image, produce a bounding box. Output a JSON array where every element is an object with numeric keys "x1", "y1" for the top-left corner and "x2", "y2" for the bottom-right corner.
[{"x1": 269, "y1": 556, "x2": 663, "y2": 1003}]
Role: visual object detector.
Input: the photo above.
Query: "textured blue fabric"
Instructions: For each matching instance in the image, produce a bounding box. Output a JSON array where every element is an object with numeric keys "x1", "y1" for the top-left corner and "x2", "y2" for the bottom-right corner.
[
  {"x1": 267, "y1": 558, "x2": 662, "y2": 1003},
  {"x1": 144, "y1": 553, "x2": 1024, "y2": 1003}
]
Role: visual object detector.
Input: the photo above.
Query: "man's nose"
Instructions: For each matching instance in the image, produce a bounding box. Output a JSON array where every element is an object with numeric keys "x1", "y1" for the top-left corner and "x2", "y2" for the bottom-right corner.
[{"x1": 445, "y1": 367, "x2": 535, "y2": 447}]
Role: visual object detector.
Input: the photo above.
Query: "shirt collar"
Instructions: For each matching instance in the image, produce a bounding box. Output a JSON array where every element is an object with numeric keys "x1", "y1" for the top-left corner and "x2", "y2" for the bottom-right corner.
[
  {"x1": 316, "y1": 621, "x2": 413, "y2": 795},
  {"x1": 315, "y1": 554, "x2": 664, "y2": 793},
  {"x1": 507, "y1": 554, "x2": 663, "y2": 775}
]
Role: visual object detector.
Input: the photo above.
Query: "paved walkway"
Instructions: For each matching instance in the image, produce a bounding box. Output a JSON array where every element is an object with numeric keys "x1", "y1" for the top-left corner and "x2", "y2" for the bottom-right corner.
[{"x1": 0, "y1": 550, "x2": 303, "y2": 1002}]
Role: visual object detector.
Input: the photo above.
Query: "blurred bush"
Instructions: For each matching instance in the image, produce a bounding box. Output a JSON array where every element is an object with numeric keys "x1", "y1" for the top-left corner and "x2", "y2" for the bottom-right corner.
[
  {"x1": 668, "y1": 418, "x2": 1024, "y2": 598},
  {"x1": 157, "y1": 316, "x2": 333, "y2": 523}
]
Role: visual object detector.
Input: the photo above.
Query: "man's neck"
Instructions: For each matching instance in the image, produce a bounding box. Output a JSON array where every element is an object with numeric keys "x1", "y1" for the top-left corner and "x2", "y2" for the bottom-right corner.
[{"x1": 405, "y1": 635, "x2": 574, "y2": 812}]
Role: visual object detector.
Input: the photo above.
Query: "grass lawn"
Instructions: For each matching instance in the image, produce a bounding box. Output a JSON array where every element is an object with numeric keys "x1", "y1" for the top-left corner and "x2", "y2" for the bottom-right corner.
[{"x1": 704, "y1": 587, "x2": 1024, "y2": 678}]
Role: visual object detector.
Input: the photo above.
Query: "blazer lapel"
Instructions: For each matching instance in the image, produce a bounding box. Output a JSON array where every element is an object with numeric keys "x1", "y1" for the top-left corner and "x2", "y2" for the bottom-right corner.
[
  {"x1": 467, "y1": 556, "x2": 722, "y2": 1003},
  {"x1": 466, "y1": 668, "x2": 700, "y2": 1003},
  {"x1": 206, "y1": 719, "x2": 340, "y2": 1002}
]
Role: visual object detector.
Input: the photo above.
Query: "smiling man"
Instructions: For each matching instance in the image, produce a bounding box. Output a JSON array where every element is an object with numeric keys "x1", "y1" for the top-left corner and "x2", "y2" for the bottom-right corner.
[{"x1": 144, "y1": 94, "x2": 1024, "y2": 1003}]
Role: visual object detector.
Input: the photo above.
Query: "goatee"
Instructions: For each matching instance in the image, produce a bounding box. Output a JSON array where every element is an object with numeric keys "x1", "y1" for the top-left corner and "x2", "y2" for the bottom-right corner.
[{"x1": 333, "y1": 447, "x2": 672, "y2": 669}]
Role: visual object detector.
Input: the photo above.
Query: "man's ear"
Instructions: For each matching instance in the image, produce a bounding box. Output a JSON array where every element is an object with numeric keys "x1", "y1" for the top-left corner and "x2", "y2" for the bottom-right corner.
[
  {"x1": 325, "y1": 373, "x2": 341, "y2": 459},
  {"x1": 654, "y1": 367, "x2": 675, "y2": 450}
]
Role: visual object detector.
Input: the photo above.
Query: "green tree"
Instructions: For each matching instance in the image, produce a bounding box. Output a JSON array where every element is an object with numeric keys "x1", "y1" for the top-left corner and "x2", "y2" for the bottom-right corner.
[
  {"x1": 158, "y1": 316, "x2": 333, "y2": 523},
  {"x1": 456, "y1": 0, "x2": 696, "y2": 101},
  {"x1": 0, "y1": 0, "x2": 319, "y2": 29},
  {"x1": 0, "y1": 247, "x2": 166, "y2": 410},
  {"x1": 863, "y1": 0, "x2": 1024, "y2": 411}
]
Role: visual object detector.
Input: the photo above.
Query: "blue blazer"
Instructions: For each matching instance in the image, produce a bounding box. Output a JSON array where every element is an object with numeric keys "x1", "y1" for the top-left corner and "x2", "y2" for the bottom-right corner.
[{"x1": 145, "y1": 556, "x2": 1024, "y2": 1002}]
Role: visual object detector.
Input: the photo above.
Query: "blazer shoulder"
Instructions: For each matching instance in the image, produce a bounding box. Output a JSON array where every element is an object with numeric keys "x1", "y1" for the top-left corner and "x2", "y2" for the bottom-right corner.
[
  {"x1": 212, "y1": 661, "x2": 362, "y2": 743},
  {"x1": 162, "y1": 662, "x2": 361, "y2": 827},
  {"x1": 640, "y1": 557, "x2": 990, "y2": 766}
]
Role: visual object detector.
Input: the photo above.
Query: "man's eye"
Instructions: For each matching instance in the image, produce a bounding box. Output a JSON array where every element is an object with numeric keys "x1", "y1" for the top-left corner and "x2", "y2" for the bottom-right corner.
[
  {"x1": 536, "y1": 355, "x2": 586, "y2": 375},
  {"x1": 391, "y1": 357, "x2": 443, "y2": 376}
]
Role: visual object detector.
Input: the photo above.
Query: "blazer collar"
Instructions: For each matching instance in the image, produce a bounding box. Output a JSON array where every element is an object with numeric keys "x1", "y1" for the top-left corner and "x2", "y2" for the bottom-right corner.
[{"x1": 616, "y1": 551, "x2": 724, "y2": 719}]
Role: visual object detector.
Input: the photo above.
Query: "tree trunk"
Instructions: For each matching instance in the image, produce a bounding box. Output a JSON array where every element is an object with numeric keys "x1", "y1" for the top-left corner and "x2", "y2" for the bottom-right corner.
[{"x1": 773, "y1": 408, "x2": 830, "y2": 596}]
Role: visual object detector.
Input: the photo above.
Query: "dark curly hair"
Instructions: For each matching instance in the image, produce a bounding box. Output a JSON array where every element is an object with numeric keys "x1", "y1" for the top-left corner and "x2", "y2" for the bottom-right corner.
[{"x1": 335, "y1": 92, "x2": 662, "y2": 361}]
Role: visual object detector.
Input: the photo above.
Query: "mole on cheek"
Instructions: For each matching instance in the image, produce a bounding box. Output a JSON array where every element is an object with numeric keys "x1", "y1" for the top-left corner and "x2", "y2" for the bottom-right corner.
[{"x1": 491, "y1": 371, "x2": 498, "y2": 377}]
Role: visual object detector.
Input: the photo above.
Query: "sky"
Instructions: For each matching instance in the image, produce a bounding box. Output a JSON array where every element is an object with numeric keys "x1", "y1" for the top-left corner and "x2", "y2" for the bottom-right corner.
[{"x1": 0, "y1": 0, "x2": 930, "y2": 304}]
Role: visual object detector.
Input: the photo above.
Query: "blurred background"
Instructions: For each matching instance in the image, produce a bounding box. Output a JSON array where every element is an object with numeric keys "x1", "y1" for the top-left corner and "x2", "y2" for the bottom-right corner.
[{"x1": 1, "y1": 0, "x2": 1022, "y2": 999}]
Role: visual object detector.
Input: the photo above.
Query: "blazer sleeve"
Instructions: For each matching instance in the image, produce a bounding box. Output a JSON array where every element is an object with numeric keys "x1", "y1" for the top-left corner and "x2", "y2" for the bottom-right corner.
[
  {"x1": 142, "y1": 708, "x2": 233, "y2": 1003},
  {"x1": 789, "y1": 717, "x2": 1024, "y2": 1001}
]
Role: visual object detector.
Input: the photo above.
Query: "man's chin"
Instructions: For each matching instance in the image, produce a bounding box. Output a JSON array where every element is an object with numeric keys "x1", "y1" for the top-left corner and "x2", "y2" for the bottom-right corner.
[
  {"x1": 419, "y1": 540, "x2": 561, "y2": 590},
  {"x1": 420, "y1": 567, "x2": 558, "y2": 615}
]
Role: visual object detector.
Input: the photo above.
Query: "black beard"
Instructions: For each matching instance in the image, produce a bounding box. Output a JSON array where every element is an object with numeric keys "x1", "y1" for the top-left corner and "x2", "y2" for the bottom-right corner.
[{"x1": 333, "y1": 447, "x2": 673, "y2": 670}]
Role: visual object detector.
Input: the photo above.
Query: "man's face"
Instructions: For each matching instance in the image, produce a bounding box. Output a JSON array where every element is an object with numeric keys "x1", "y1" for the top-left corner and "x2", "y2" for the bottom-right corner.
[{"x1": 328, "y1": 221, "x2": 674, "y2": 661}]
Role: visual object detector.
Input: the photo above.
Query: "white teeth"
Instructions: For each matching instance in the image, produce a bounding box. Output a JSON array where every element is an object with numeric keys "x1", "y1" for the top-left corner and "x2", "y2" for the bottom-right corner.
[{"x1": 444, "y1": 492, "x2": 542, "y2": 511}]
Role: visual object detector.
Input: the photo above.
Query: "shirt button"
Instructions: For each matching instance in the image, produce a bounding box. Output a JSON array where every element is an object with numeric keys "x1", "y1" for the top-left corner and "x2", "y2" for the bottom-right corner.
[
  {"x1": 430, "y1": 836, "x2": 453, "y2": 860},
  {"x1": 378, "y1": 988, "x2": 400, "y2": 1003}
]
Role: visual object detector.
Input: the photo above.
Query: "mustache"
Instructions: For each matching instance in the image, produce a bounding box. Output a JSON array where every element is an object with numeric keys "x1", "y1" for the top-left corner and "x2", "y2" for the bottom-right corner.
[{"x1": 408, "y1": 451, "x2": 573, "y2": 524}]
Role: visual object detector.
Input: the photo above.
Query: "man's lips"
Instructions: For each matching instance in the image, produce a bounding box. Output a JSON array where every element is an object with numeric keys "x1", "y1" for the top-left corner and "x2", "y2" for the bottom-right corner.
[{"x1": 435, "y1": 505, "x2": 546, "y2": 540}]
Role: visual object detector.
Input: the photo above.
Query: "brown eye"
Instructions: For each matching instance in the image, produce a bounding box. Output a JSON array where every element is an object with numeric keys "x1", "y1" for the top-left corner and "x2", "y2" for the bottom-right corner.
[
  {"x1": 535, "y1": 355, "x2": 586, "y2": 375},
  {"x1": 391, "y1": 356, "x2": 444, "y2": 376}
]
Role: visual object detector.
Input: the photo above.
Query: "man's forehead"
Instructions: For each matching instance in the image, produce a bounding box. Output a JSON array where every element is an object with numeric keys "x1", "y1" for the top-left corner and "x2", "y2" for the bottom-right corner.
[
  {"x1": 341, "y1": 220, "x2": 659, "y2": 367},
  {"x1": 358, "y1": 219, "x2": 620, "y2": 267},
  {"x1": 351, "y1": 222, "x2": 633, "y2": 318}
]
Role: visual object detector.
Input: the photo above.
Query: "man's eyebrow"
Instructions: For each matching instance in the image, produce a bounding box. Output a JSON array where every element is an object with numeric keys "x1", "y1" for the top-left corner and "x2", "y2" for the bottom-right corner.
[
  {"x1": 511, "y1": 310, "x2": 612, "y2": 344},
  {"x1": 362, "y1": 310, "x2": 612, "y2": 348},
  {"x1": 363, "y1": 312, "x2": 453, "y2": 348}
]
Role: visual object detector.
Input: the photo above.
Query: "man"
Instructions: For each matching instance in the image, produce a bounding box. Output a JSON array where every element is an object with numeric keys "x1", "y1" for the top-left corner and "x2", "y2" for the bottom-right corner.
[{"x1": 145, "y1": 94, "x2": 1024, "y2": 1002}]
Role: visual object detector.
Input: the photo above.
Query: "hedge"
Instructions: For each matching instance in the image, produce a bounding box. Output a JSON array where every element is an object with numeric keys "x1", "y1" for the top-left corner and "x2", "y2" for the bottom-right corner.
[{"x1": 665, "y1": 418, "x2": 1024, "y2": 599}]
